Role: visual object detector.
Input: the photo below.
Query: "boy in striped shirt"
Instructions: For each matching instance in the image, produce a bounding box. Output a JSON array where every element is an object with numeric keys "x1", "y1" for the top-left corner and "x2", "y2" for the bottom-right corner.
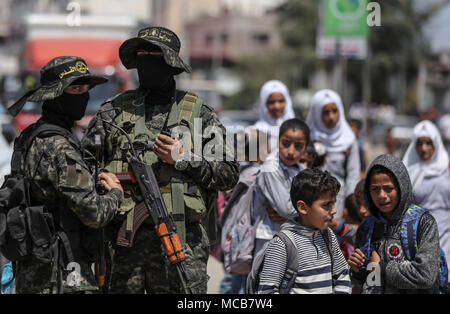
[{"x1": 257, "y1": 168, "x2": 352, "y2": 294}]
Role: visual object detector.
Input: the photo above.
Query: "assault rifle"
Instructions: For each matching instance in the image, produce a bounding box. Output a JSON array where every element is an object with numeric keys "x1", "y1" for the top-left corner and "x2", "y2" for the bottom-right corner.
[{"x1": 100, "y1": 119, "x2": 190, "y2": 294}]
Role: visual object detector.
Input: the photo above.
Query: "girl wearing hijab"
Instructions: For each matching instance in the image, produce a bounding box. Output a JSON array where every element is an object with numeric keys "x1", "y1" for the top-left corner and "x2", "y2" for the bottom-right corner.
[
  {"x1": 252, "y1": 118, "x2": 309, "y2": 257},
  {"x1": 253, "y1": 80, "x2": 295, "y2": 152},
  {"x1": 306, "y1": 89, "x2": 361, "y2": 218},
  {"x1": 403, "y1": 120, "x2": 450, "y2": 276}
]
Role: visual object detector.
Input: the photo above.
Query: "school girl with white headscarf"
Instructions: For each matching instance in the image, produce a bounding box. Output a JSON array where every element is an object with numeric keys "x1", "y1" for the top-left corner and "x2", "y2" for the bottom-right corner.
[
  {"x1": 403, "y1": 120, "x2": 450, "y2": 275},
  {"x1": 253, "y1": 80, "x2": 295, "y2": 152},
  {"x1": 306, "y1": 89, "x2": 361, "y2": 218}
]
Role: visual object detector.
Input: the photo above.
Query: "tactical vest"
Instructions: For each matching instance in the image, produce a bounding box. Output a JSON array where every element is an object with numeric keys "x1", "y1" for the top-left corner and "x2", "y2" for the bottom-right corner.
[{"x1": 102, "y1": 89, "x2": 210, "y2": 244}]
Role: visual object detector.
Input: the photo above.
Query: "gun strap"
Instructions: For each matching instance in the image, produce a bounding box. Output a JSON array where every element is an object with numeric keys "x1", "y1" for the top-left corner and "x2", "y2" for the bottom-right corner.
[
  {"x1": 126, "y1": 208, "x2": 134, "y2": 239},
  {"x1": 116, "y1": 202, "x2": 150, "y2": 247}
]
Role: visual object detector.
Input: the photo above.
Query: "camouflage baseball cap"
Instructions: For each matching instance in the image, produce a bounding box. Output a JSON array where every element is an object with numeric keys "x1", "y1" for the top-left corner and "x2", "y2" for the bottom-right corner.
[
  {"x1": 119, "y1": 26, "x2": 192, "y2": 75},
  {"x1": 8, "y1": 56, "x2": 108, "y2": 117}
]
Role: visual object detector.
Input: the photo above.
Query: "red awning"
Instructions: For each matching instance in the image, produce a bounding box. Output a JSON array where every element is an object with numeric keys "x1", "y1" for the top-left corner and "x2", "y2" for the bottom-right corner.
[{"x1": 24, "y1": 38, "x2": 123, "y2": 69}]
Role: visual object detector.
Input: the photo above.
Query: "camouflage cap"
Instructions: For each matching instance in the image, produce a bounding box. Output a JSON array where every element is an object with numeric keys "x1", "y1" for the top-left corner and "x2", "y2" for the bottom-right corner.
[
  {"x1": 119, "y1": 26, "x2": 192, "y2": 75},
  {"x1": 8, "y1": 56, "x2": 108, "y2": 117}
]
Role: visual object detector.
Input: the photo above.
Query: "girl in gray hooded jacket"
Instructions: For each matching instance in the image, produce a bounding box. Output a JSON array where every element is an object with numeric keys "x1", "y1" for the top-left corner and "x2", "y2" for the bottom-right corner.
[{"x1": 348, "y1": 154, "x2": 442, "y2": 294}]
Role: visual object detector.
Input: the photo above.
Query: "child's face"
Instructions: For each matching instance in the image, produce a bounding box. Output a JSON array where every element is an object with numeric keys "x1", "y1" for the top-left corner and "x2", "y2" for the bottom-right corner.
[
  {"x1": 279, "y1": 129, "x2": 307, "y2": 166},
  {"x1": 369, "y1": 173, "x2": 400, "y2": 219},
  {"x1": 415, "y1": 136, "x2": 435, "y2": 162},
  {"x1": 297, "y1": 191, "x2": 337, "y2": 230},
  {"x1": 300, "y1": 151, "x2": 314, "y2": 168},
  {"x1": 266, "y1": 92, "x2": 286, "y2": 120},
  {"x1": 321, "y1": 102, "x2": 340, "y2": 129},
  {"x1": 355, "y1": 191, "x2": 370, "y2": 219}
]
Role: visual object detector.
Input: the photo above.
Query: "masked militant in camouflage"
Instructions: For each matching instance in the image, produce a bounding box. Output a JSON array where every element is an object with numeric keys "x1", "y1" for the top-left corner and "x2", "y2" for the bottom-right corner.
[
  {"x1": 2, "y1": 56, "x2": 124, "y2": 294},
  {"x1": 82, "y1": 26, "x2": 239, "y2": 294}
]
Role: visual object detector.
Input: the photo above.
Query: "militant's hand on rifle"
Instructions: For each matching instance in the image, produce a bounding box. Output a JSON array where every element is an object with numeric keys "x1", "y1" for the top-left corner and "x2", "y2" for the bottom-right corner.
[{"x1": 98, "y1": 172, "x2": 123, "y2": 193}]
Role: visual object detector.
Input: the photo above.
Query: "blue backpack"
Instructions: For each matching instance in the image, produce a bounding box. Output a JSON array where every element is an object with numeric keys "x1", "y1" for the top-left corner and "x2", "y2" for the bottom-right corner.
[{"x1": 358, "y1": 204, "x2": 449, "y2": 294}]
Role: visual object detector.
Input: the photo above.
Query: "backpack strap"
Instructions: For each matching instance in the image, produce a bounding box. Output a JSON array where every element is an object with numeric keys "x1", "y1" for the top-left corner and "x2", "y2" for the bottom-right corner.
[
  {"x1": 357, "y1": 215, "x2": 376, "y2": 265},
  {"x1": 400, "y1": 205, "x2": 426, "y2": 260},
  {"x1": 320, "y1": 228, "x2": 336, "y2": 286},
  {"x1": 11, "y1": 120, "x2": 80, "y2": 175},
  {"x1": 276, "y1": 230, "x2": 299, "y2": 294},
  {"x1": 400, "y1": 205, "x2": 450, "y2": 293}
]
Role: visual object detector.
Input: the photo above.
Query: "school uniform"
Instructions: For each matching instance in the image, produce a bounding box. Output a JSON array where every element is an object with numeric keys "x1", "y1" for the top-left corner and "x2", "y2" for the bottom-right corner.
[
  {"x1": 403, "y1": 120, "x2": 450, "y2": 282},
  {"x1": 251, "y1": 156, "x2": 304, "y2": 256},
  {"x1": 306, "y1": 89, "x2": 361, "y2": 218}
]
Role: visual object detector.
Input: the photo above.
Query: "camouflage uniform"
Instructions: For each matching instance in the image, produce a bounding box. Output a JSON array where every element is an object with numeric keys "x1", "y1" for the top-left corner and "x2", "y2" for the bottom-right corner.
[
  {"x1": 7, "y1": 56, "x2": 123, "y2": 293},
  {"x1": 81, "y1": 27, "x2": 239, "y2": 294}
]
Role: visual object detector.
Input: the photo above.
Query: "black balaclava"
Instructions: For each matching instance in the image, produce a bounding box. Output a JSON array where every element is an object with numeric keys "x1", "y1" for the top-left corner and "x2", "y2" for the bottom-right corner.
[
  {"x1": 136, "y1": 53, "x2": 176, "y2": 105},
  {"x1": 42, "y1": 91, "x2": 89, "y2": 129}
]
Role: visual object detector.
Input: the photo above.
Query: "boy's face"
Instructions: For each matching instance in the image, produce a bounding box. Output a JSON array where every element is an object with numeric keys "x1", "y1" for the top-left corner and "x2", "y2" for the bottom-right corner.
[
  {"x1": 279, "y1": 129, "x2": 307, "y2": 166},
  {"x1": 297, "y1": 191, "x2": 337, "y2": 230},
  {"x1": 369, "y1": 173, "x2": 400, "y2": 219}
]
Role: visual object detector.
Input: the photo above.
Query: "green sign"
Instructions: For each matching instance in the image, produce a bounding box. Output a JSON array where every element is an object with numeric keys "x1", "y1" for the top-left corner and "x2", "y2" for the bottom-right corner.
[{"x1": 324, "y1": 0, "x2": 368, "y2": 37}]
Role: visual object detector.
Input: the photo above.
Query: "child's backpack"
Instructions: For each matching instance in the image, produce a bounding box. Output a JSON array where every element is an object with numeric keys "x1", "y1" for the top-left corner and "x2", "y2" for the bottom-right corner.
[
  {"x1": 219, "y1": 175, "x2": 259, "y2": 274},
  {"x1": 246, "y1": 228, "x2": 333, "y2": 294},
  {"x1": 246, "y1": 229, "x2": 299, "y2": 294},
  {"x1": 1, "y1": 261, "x2": 15, "y2": 294},
  {"x1": 358, "y1": 204, "x2": 449, "y2": 294},
  {"x1": 400, "y1": 205, "x2": 449, "y2": 294}
]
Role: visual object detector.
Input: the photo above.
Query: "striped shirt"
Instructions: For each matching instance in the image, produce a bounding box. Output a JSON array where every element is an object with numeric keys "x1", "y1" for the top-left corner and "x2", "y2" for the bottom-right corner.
[{"x1": 257, "y1": 225, "x2": 352, "y2": 294}]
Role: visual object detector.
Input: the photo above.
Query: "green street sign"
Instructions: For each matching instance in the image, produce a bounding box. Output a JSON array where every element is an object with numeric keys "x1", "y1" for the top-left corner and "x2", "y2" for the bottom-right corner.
[{"x1": 324, "y1": 0, "x2": 369, "y2": 37}]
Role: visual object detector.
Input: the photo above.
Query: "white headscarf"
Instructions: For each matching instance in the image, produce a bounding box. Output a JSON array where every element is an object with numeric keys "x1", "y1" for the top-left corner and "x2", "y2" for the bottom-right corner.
[
  {"x1": 403, "y1": 120, "x2": 449, "y2": 191},
  {"x1": 253, "y1": 80, "x2": 295, "y2": 152},
  {"x1": 306, "y1": 89, "x2": 355, "y2": 153},
  {"x1": 254, "y1": 80, "x2": 295, "y2": 131}
]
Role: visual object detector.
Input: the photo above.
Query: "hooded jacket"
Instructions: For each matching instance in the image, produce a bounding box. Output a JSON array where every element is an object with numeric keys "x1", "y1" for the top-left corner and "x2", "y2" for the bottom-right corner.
[{"x1": 355, "y1": 154, "x2": 441, "y2": 294}]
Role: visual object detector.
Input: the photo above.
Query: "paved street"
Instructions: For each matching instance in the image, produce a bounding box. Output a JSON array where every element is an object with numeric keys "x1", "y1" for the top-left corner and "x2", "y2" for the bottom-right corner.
[{"x1": 207, "y1": 255, "x2": 225, "y2": 294}]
